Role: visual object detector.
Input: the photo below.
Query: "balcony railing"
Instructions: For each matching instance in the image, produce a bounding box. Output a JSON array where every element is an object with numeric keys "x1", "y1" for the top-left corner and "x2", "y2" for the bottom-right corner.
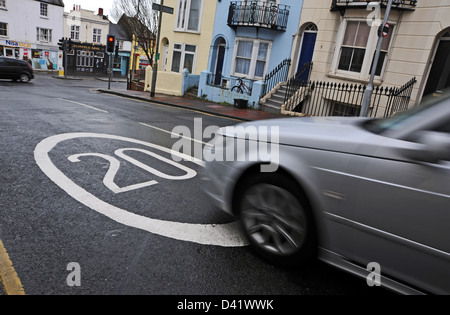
[
  {"x1": 331, "y1": 0, "x2": 417, "y2": 13},
  {"x1": 227, "y1": 1, "x2": 290, "y2": 31}
]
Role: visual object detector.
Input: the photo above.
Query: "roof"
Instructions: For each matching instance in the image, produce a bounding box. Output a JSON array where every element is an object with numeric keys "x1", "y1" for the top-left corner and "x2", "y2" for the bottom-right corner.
[
  {"x1": 35, "y1": 0, "x2": 65, "y2": 7},
  {"x1": 109, "y1": 23, "x2": 133, "y2": 42}
]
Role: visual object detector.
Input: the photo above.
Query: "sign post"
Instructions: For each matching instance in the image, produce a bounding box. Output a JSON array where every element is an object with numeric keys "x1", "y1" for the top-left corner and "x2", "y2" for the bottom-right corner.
[
  {"x1": 360, "y1": 0, "x2": 393, "y2": 117},
  {"x1": 150, "y1": 0, "x2": 173, "y2": 98}
]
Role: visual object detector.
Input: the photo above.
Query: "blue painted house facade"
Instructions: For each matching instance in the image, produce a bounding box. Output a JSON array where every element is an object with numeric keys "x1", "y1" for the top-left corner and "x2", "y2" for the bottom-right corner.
[{"x1": 206, "y1": 0, "x2": 303, "y2": 92}]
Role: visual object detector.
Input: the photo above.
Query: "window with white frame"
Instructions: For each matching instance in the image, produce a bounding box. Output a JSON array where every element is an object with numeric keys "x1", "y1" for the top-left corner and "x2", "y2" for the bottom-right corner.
[
  {"x1": 175, "y1": 0, "x2": 203, "y2": 32},
  {"x1": 0, "y1": 0, "x2": 6, "y2": 9},
  {"x1": 171, "y1": 43, "x2": 197, "y2": 73},
  {"x1": 0, "y1": 22, "x2": 7, "y2": 36},
  {"x1": 70, "y1": 25, "x2": 80, "y2": 40},
  {"x1": 77, "y1": 51, "x2": 94, "y2": 67},
  {"x1": 232, "y1": 39, "x2": 271, "y2": 79},
  {"x1": 40, "y1": 3, "x2": 48, "y2": 17},
  {"x1": 93, "y1": 28, "x2": 102, "y2": 43},
  {"x1": 334, "y1": 19, "x2": 394, "y2": 79},
  {"x1": 36, "y1": 27, "x2": 52, "y2": 42}
]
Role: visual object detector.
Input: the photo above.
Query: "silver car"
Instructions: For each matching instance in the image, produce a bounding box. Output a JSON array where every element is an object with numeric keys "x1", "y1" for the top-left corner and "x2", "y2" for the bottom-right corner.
[{"x1": 202, "y1": 95, "x2": 450, "y2": 295}]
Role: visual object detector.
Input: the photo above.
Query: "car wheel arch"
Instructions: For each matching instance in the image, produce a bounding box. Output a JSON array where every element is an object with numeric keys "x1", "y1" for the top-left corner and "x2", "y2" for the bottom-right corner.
[{"x1": 230, "y1": 163, "x2": 320, "y2": 229}]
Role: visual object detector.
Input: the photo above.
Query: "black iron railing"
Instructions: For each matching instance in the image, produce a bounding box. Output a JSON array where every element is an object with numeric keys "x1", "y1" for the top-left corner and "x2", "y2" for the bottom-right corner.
[
  {"x1": 262, "y1": 58, "x2": 291, "y2": 98},
  {"x1": 228, "y1": 1, "x2": 290, "y2": 31},
  {"x1": 331, "y1": 0, "x2": 417, "y2": 12},
  {"x1": 283, "y1": 77, "x2": 417, "y2": 118},
  {"x1": 283, "y1": 62, "x2": 313, "y2": 103}
]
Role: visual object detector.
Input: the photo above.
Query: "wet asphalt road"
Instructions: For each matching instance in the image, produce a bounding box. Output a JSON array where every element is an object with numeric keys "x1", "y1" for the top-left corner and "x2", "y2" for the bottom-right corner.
[{"x1": 0, "y1": 73, "x2": 393, "y2": 296}]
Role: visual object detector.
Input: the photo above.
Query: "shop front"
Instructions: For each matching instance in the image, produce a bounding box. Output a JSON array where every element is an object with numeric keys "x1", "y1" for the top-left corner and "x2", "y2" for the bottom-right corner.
[
  {"x1": 0, "y1": 39, "x2": 59, "y2": 71},
  {"x1": 66, "y1": 43, "x2": 107, "y2": 76},
  {"x1": 112, "y1": 51, "x2": 130, "y2": 77}
]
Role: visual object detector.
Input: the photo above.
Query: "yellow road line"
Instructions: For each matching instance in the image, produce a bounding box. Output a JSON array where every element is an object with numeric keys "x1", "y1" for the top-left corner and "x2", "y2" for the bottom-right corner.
[{"x1": 0, "y1": 240, "x2": 25, "y2": 295}]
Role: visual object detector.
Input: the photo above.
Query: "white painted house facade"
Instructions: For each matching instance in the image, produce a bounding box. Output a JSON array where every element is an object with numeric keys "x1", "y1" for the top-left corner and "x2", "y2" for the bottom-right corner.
[{"x1": 0, "y1": 0, "x2": 64, "y2": 70}]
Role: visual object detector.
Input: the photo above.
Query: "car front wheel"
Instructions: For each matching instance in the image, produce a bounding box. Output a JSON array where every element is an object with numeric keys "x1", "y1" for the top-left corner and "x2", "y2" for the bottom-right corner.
[
  {"x1": 19, "y1": 74, "x2": 30, "y2": 83},
  {"x1": 236, "y1": 173, "x2": 317, "y2": 268}
]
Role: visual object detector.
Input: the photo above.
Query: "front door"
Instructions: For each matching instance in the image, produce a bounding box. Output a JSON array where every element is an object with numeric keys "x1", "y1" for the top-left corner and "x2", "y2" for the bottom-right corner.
[
  {"x1": 297, "y1": 31, "x2": 317, "y2": 81},
  {"x1": 214, "y1": 45, "x2": 226, "y2": 86},
  {"x1": 162, "y1": 41, "x2": 169, "y2": 71}
]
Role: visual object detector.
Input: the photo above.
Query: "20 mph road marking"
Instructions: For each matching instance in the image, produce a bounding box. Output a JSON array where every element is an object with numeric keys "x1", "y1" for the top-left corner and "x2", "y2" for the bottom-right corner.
[{"x1": 34, "y1": 133, "x2": 248, "y2": 247}]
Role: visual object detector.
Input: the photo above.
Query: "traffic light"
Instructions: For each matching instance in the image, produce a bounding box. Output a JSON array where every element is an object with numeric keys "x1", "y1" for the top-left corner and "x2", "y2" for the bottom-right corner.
[
  {"x1": 67, "y1": 38, "x2": 73, "y2": 51},
  {"x1": 106, "y1": 35, "x2": 115, "y2": 53},
  {"x1": 115, "y1": 44, "x2": 119, "y2": 58},
  {"x1": 58, "y1": 37, "x2": 66, "y2": 51}
]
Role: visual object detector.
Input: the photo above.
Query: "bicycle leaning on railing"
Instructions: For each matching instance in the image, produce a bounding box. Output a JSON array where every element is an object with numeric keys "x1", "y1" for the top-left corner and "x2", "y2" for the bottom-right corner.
[{"x1": 231, "y1": 77, "x2": 252, "y2": 96}]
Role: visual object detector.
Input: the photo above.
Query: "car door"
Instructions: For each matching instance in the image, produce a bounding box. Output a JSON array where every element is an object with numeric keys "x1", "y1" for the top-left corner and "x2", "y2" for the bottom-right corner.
[
  {"x1": 347, "y1": 118, "x2": 450, "y2": 294},
  {"x1": 0, "y1": 58, "x2": 8, "y2": 79},
  {"x1": 1, "y1": 58, "x2": 16, "y2": 79}
]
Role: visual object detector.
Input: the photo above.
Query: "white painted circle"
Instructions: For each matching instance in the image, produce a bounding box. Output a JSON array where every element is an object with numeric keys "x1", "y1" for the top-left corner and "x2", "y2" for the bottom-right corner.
[{"x1": 34, "y1": 133, "x2": 248, "y2": 247}]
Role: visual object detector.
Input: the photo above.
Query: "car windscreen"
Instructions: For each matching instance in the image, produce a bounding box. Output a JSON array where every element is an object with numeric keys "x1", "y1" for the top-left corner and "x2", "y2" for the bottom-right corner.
[{"x1": 362, "y1": 93, "x2": 450, "y2": 134}]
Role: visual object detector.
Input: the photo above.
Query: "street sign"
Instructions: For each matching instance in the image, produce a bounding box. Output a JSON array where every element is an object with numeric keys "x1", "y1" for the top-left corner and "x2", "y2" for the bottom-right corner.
[
  {"x1": 382, "y1": 23, "x2": 390, "y2": 37},
  {"x1": 152, "y1": 3, "x2": 174, "y2": 14}
]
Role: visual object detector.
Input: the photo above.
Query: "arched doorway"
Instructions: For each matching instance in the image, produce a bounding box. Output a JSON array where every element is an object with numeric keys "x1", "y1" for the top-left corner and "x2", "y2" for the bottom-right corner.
[
  {"x1": 423, "y1": 29, "x2": 450, "y2": 97},
  {"x1": 161, "y1": 38, "x2": 169, "y2": 71},
  {"x1": 296, "y1": 23, "x2": 318, "y2": 81},
  {"x1": 213, "y1": 37, "x2": 226, "y2": 86}
]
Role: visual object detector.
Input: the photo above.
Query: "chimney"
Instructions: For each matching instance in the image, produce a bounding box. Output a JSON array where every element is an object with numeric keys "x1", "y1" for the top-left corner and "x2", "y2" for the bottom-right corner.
[{"x1": 98, "y1": 8, "x2": 104, "y2": 16}]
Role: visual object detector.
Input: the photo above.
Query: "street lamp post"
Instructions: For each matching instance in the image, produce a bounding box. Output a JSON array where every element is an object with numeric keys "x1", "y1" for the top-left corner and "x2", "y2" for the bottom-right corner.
[
  {"x1": 360, "y1": 0, "x2": 394, "y2": 117},
  {"x1": 150, "y1": 0, "x2": 164, "y2": 98}
]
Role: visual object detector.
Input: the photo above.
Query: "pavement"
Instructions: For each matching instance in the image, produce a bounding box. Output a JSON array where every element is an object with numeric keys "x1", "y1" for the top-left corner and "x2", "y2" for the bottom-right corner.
[
  {"x1": 96, "y1": 88, "x2": 286, "y2": 122},
  {"x1": 45, "y1": 72, "x2": 286, "y2": 121}
]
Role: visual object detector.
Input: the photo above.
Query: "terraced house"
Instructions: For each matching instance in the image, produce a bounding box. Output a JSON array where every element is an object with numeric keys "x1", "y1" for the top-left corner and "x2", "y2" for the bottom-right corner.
[
  {"x1": 145, "y1": 0, "x2": 217, "y2": 96},
  {"x1": 198, "y1": 0, "x2": 303, "y2": 108},
  {"x1": 277, "y1": 0, "x2": 450, "y2": 117}
]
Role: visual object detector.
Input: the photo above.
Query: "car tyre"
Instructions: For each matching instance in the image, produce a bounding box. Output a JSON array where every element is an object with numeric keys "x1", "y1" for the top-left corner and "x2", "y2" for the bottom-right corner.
[
  {"x1": 235, "y1": 172, "x2": 317, "y2": 268},
  {"x1": 19, "y1": 73, "x2": 30, "y2": 83}
]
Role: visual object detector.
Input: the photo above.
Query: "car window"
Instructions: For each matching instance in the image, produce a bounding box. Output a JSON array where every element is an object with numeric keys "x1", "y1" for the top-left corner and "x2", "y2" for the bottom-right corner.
[
  {"x1": 433, "y1": 119, "x2": 450, "y2": 133},
  {"x1": 3, "y1": 59, "x2": 15, "y2": 66},
  {"x1": 363, "y1": 93, "x2": 450, "y2": 134}
]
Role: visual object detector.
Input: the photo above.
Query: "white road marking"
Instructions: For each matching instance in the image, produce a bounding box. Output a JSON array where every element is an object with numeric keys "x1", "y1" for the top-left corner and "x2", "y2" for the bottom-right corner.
[
  {"x1": 139, "y1": 122, "x2": 211, "y2": 146},
  {"x1": 68, "y1": 152, "x2": 159, "y2": 194},
  {"x1": 34, "y1": 133, "x2": 248, "y2": 247},
  {"x1": 58, "y1": 98, "x2": 109, "y2": 113}
]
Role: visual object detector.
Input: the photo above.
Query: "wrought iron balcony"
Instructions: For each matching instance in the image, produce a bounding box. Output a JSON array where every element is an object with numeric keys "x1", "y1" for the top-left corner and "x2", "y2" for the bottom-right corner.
[
  {"x1": 227, "y1": 1, "x2": 290, "y2": 31},
  {"x1": 331, "y1": 0, "x2": 417, "y2": 15}
]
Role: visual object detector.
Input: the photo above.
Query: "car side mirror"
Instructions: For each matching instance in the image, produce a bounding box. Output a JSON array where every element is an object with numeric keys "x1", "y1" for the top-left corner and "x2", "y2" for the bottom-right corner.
[{"x1": 401, "y1": 131, "x2": 450, "y2": 163}]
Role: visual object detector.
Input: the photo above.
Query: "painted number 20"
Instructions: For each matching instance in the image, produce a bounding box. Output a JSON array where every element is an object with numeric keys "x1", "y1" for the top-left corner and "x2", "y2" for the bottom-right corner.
[{"x1": 68, "y1": 148, "x2": 197, "y2": 194}]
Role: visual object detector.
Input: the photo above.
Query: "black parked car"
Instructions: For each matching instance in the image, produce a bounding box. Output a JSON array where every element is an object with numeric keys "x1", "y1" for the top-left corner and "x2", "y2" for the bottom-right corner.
[{"x1": 0, "y1": 57, "x2": 34, "y2": 83}]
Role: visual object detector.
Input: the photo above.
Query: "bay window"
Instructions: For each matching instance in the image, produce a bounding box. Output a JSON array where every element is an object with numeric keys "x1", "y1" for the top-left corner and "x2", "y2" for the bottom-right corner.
[{"x1": 232, "y1": 38, "x2": 271, "y2": 79}]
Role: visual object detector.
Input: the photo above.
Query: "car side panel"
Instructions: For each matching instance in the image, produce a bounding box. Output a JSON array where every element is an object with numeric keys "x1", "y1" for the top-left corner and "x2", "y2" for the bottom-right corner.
[
  {"x1": 247, "y1": 145, "x2": 363, "y2": 261},
  {"x1": 345, "y1": 148, "x2": 450, "y2": 294}
]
